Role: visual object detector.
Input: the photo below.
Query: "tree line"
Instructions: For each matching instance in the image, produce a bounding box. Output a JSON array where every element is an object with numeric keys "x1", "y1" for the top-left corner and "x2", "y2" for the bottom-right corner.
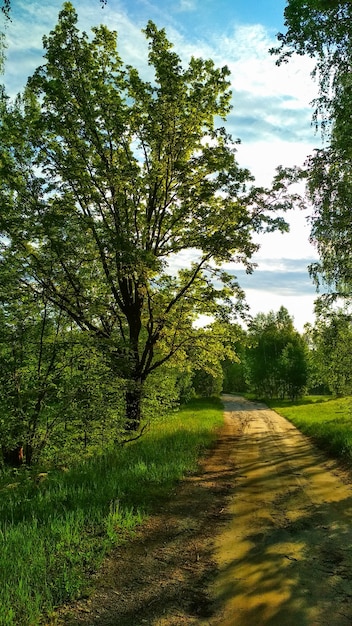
[
  {"x1": 222, "y1": 306, "x2": 352, "y2": 401},
  {"x1": 2, "y1": 285, "x2": 352, "y2": 466}
]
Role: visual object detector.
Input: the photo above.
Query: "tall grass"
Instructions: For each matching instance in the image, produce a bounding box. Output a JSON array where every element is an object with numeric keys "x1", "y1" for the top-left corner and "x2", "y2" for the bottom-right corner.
[
  {"x1": 268, "y1": 395, "x2": 352, "y2": 460},
  {"x1": 0, "y1": 397, "x2": 223, "y2": 626}
]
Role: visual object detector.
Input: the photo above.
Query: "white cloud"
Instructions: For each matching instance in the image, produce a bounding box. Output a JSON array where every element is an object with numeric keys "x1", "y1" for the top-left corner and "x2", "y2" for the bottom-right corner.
[
  {"x1": 178, "y1": 0, "x2": 197, "y2": 11},
  {"x1": 235, "y1": 139, "x2": 314, "y2": 184},
  {"x1": 252, "y1": 203, "x2": 317, "y2": 262},
  {"x1": 244, "y1": 289, "x2": 316, "y2": 331},
  {"x1": 217, "y1": 23, "x2": 316, "y2": 102}
]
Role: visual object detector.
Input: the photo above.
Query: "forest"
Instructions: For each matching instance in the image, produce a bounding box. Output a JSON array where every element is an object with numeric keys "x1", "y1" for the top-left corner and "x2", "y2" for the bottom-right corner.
[{"x1": 1, "y1": 1, "x2": 352, "y2": 623}]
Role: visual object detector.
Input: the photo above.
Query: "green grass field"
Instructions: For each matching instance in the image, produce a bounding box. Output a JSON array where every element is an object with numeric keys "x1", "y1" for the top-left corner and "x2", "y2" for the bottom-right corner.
[
  {"x1": 267, "y1": 395, "x2": 352, "y2": 461},
  {"x1": 0, "y1": 398, "x2": 224, "y2": 626}
]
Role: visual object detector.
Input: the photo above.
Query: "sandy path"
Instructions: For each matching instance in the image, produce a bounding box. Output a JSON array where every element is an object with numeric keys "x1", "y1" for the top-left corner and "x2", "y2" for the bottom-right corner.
[
  {"x1": 57, "y1": 395, "x2": 352, "y2": 625},
  {"x1": 209, "y1": 395, "x2": 352, "y2": 626}
]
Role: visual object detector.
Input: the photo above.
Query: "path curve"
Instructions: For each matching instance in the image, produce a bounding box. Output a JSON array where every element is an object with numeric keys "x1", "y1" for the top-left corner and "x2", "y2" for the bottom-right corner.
[{"x1": 210, "y1": 395, "x2": 352, "y2": 626}]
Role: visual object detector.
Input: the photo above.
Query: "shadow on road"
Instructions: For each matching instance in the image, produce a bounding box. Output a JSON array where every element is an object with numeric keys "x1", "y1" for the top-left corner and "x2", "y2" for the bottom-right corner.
[{"x1": 210, "y1": 396, "x2": 352, "y2": 626}]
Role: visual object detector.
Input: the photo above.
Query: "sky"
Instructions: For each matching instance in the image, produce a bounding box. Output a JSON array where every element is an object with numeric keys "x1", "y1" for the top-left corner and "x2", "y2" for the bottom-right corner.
[{"x1": 1, "y1": 0, "x2": 322, "y2": 331}]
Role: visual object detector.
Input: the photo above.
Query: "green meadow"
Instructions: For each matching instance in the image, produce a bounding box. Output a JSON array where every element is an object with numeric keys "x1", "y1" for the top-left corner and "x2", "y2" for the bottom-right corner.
[
  {"x1": 0, "y1": 398, "x2": 223, "y2": 626},
  {"x1": 268, "y1": 396, "x2": 352, "y2": 461}
]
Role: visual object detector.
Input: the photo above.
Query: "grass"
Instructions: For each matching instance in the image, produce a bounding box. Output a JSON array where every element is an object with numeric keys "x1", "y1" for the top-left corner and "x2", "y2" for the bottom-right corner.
[
  {"x1": 266, "y1": 395, "x2": 352, "y2": 461},
  {"x1": 0, "y1": 397, "x2": 224, "y2": 626}
]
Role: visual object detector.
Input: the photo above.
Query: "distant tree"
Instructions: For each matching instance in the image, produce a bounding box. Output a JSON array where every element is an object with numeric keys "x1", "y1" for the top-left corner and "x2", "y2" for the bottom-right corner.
[
  {"x1": 222, "y1": 359, "x2": 248, "y2": 393},
  {"x1": 221, "y1": 324, "x2": 248, "y2": 393},
  {"x1": 308, "y1": 311, "x2": 352, "y2": 396},
  {"x1": 246, "y1": 307, "x2": 308, "y2": 399},
  {"x1": 0, "y1": 4, "x2": 296, "y2": 431},
  {"x1": 191, "y1": 321, "x2": 243, "y2": 397},
  {"x1": 192, "y1": 366, "x2": 223, "y2": 398},
  {"x1": 246, "y1": 309, "x2": 287, "y2": 398},
  {"x1": 278, "y1": 338, "x2": 308, "y2": 400}
]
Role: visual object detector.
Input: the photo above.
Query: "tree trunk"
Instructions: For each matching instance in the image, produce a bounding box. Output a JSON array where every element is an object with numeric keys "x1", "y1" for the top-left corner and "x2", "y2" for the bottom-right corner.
[
  {"x1": 25, "y1": 443, "x2": 34, "y2": 466},
  {"x1": 125, "y1": 382, "x2": 142, "y2": 431},
  {"x1": 2, "y1": 445, "x2": 24, "y2": 466}
]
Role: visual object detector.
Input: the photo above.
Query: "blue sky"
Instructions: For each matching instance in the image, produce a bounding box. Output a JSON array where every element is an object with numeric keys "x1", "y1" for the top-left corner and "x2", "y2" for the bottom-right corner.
[{"x1": 1, "y1": 0, "x2": 321, "y2": 331}]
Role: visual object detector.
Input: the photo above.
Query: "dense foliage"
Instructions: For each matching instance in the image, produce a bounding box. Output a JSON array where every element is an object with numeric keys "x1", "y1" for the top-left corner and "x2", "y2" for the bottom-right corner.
[
  {"x1": 220, "y1": 308, "x2": 309, "y2": 400},
  {"x1": 305, "y1": 310, "x2": 352, "y2": 396},
  {"x1": 245, "y1": 307, "x2": 308, "y2": 399}
]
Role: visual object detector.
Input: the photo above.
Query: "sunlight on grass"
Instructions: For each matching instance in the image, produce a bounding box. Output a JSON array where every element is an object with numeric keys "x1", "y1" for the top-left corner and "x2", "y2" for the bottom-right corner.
[
  {"x1": 268, "y1": 396, "x2": 352, "y2": 459},
  {"x1": 0, "y1": 397, "x2": 224, "y2": 626}
]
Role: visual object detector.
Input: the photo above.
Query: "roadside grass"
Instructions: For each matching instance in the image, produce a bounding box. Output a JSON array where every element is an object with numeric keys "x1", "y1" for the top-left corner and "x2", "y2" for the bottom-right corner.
[
  {"x1": 0, "y1": 397, "x2": 224, "y2": 626},
  {"x1": 267, "y1": 395, "x2": 352, "y2": 461}
]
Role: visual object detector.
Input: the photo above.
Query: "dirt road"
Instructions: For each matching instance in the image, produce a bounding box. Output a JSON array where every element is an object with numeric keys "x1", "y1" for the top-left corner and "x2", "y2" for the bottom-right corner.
[
  {"x1": 59, "y1": 395, "x2": 352, "y2": 626},
  {"x1": 211, "y1": 395, "x2": 352, "y2": 626}
]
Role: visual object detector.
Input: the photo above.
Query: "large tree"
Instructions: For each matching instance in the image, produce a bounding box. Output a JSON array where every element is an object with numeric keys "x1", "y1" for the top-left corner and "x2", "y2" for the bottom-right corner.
[
  {"x1": 272, "y1": 0, "x2": 352, "y2": 305},
  {"x1": 0, "y1": 3, "x2": 295, "y2": 430}
]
